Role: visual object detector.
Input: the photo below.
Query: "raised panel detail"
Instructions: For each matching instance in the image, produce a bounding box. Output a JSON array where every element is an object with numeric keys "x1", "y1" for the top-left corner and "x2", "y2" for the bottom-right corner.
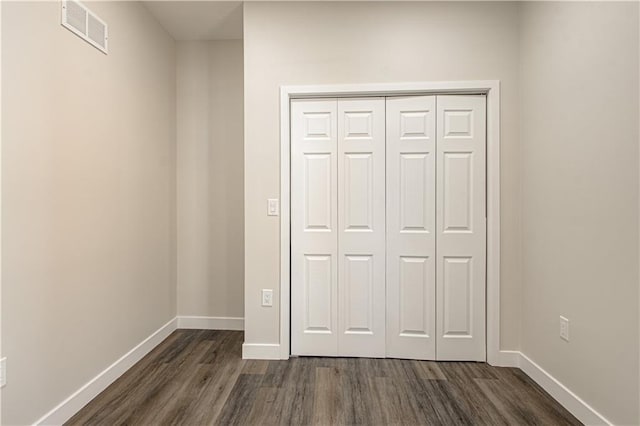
[
  {"x1": 344, "y1": 255, "x2": 373, "y2": 334},
  {"x1": 304, "y1": 154, "x2": 332, "y2": 231},
  {"x1": 304, "y1": 112, "x2": 332, "y2": 139},
  {"x1": 304, "y1": 255, "x2": 333, "y2": 333},
  {"x1": 399, "y1": 257, "x2": 431, "y2": 337},
  {"x1": 443, "y1": 152, "x2": 472, "y2": 232},
  {"x1": 443, "y1": 257, "x2": 472, "y2": 337},
  {"x1": 345, "y1": 112, "x2": 373, "y2": 139},
  {"x1": 444, "y1": 110, "x2": 473, "y2": 137},
  {"x1": 400, "y1": 153, "x2": 431, "y2": 233},
  {"x1": 344, "y1": 153, "x2": 373, "y2": 231},
  {"x1": 400, "y1": 111, "x2": 430, "y2": 138}
]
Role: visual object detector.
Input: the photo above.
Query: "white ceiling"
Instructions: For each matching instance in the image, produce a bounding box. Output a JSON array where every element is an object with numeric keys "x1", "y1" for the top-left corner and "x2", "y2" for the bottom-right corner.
[{"x1": 143, "y1": 1, "x2": 243, "y2": 41}]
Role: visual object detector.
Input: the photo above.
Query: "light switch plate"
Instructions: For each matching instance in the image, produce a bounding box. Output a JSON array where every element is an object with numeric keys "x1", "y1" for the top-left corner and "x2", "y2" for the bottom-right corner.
[{"x1": 267, "y1": 199, "x2": 279, "y2": 216}]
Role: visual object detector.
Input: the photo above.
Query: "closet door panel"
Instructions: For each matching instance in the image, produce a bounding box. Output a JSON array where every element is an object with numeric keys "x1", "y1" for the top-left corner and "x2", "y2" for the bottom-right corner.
[
  {"x1": 337, "y1": 98, "x2": 386, "y2": 357},
  {"x1": 436, "y1": 95, "x2": 486, "y2": 361},
  {"x1": 291, "y1": 99, "x2": 339, "y2": 356},
  {"x1": 386, "y1": 96, "x2": 437, "y2": 360}
]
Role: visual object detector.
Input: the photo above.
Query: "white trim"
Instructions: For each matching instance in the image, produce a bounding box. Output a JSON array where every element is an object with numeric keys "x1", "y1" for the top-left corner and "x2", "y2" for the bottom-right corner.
[
  {"x1": 278, "y1": 81, "x2": 501, "y2": 363},
  {"x1": 242, "y1": 343, "x2": 282, "y2": 360},
  {"x1": 485, "y1": 81, "x2": 502, "y2": 367},
  {"x1": 279, "y1": 86, "x2": 291, "y2": 360},
  {"x1": 33, "y1": 318, "x2": 177, "y2": 426},
  {"x1": 177, "y1": 316, "x2": 244, "y2": 331},
  {"x1": 518, "y1": 352, "x2": 611, "y2": 426},
  {"x1": 279, "y1": 81, "x2": 496, "y2": 98}
]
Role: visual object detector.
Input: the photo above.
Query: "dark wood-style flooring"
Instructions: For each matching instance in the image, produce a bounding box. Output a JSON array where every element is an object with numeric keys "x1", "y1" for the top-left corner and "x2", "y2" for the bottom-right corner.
[{"x1": 67, "y1": 330, "x2": 581, "y2": 426}]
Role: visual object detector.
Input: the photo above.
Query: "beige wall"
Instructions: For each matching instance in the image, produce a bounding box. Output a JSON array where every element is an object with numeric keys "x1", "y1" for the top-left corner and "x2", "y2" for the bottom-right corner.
[
  {"x1": 243, "y1": 1, "x2": 522, "y2": 348},
  {"x1": 1, "y1": 2, "x2": 176, "y2": 424},
  {"x1": 177, "y1": 40, "x2": 244, "y2": 319},
  {"x1": 519, "y1": 3, "x2": 639, "y2": 424}
]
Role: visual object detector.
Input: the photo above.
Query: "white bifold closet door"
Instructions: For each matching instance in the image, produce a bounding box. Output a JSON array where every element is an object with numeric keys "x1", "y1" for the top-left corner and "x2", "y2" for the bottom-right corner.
[
  {"x1": 291, "y1": 98, "x2": 386, "y2": 357},
  {"x1": 292, "y1": 94, "x2": 486, "y2": 361}
]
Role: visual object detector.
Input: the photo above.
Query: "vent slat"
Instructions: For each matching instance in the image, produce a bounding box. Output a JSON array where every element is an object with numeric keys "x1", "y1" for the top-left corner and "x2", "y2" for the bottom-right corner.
[
  {"x1": 64, "y1": 0, "x2": 86, "y2": 34},
  {"x1": 87, "y1": 13, "x2": 106, "y2": 49}
]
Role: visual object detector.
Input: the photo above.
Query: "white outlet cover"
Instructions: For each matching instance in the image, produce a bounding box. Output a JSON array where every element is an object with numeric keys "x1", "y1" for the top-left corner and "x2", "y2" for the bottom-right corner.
[{"x1": 262, "y1": 289, "x2": 274, "y2": 307}]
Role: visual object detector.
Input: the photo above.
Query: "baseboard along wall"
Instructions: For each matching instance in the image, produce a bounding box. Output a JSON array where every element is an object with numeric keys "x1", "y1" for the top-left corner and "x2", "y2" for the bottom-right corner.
[
  {"x1": 241, "y1": 343, "x2": 282, "y2": 360},
  {"x1": 177, "y1": 316, "x2": 244, "y2": 330}
]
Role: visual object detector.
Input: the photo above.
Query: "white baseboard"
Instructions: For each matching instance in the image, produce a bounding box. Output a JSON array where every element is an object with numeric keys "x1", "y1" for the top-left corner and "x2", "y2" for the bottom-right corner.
[
  {"x1": 33, "y1": 318, "x2": 178, "y2": 426},
  {"x1": 242, "y1": 343, "x2": 282, "y2": 360},
  {"x1": 518, "y1": 352, "x2": 611, "y2": 426},
  {"x1": 177, "y1": 316, "x2": 244, "y2": 331}
]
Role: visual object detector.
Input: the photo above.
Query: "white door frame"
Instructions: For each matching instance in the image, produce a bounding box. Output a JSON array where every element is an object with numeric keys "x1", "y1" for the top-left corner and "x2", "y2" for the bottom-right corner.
[{"x1": 279, "y1": 80, "x2": 506, "y2": 366}]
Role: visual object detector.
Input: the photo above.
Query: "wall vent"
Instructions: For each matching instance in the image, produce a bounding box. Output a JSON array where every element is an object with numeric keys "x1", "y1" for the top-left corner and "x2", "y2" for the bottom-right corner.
[{"x1": 61, "y1": 0, "x2": 108, "y2": 54}]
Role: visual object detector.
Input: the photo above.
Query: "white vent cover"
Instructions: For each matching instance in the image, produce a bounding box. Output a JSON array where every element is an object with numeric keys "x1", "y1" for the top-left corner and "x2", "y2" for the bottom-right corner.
[{"x1": 61, "y1": 0, "x2": 108, "y2": 54}]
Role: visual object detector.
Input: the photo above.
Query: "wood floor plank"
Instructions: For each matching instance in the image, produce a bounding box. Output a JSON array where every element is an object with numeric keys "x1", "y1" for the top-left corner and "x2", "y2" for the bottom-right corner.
[
  {"x1": 67, "y1": 331, "x2": 582, "y2": 426},
  {"x1": 215, "y1": 373, "x2": 263, "y2": 425},
  {"x1": 244, "y1": 386, "x2": 278, "y2": 425},
  {"x1": 406, "y1": 370, "x2": 472, "y2": 425},
  {"x1": 270, "y1": 357, "x2": 316, "y2": 426},
  {"x1": 338, "y1": 358, "x2": 377, "y2": 425},
  {"x1": 412, "y1": 360, "x2": 447, "y2": 380},
  {"x1": 242, "y1": 359, "x2": 269, "y2": 375},
  {"x1": 178, "y1": 333, "x2": 247, "y2": 425},
  {"x1": 370, "y1": 376, "x2": 420, "y2": 425},
  {"x1": 312, "y1": 366, "x2": 342, "y2": 425}
]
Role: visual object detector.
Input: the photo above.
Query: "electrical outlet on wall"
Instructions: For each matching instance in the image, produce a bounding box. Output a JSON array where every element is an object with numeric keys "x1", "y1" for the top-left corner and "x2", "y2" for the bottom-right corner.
[
  {"x1": 559, "y1": 316, "x2": 570, "y2": 342},
  {"x1": 262, "y1": 289, "x2": 273, "y2": 307},
  {"x1": 0, "y1": 357, "x2": 6, "y2": 388}
]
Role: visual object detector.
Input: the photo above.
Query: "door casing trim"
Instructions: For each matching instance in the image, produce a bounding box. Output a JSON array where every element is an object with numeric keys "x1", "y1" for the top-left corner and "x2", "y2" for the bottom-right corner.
[{"x1": 279, "y1": 81, "x2": 506, "y2": 365}]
